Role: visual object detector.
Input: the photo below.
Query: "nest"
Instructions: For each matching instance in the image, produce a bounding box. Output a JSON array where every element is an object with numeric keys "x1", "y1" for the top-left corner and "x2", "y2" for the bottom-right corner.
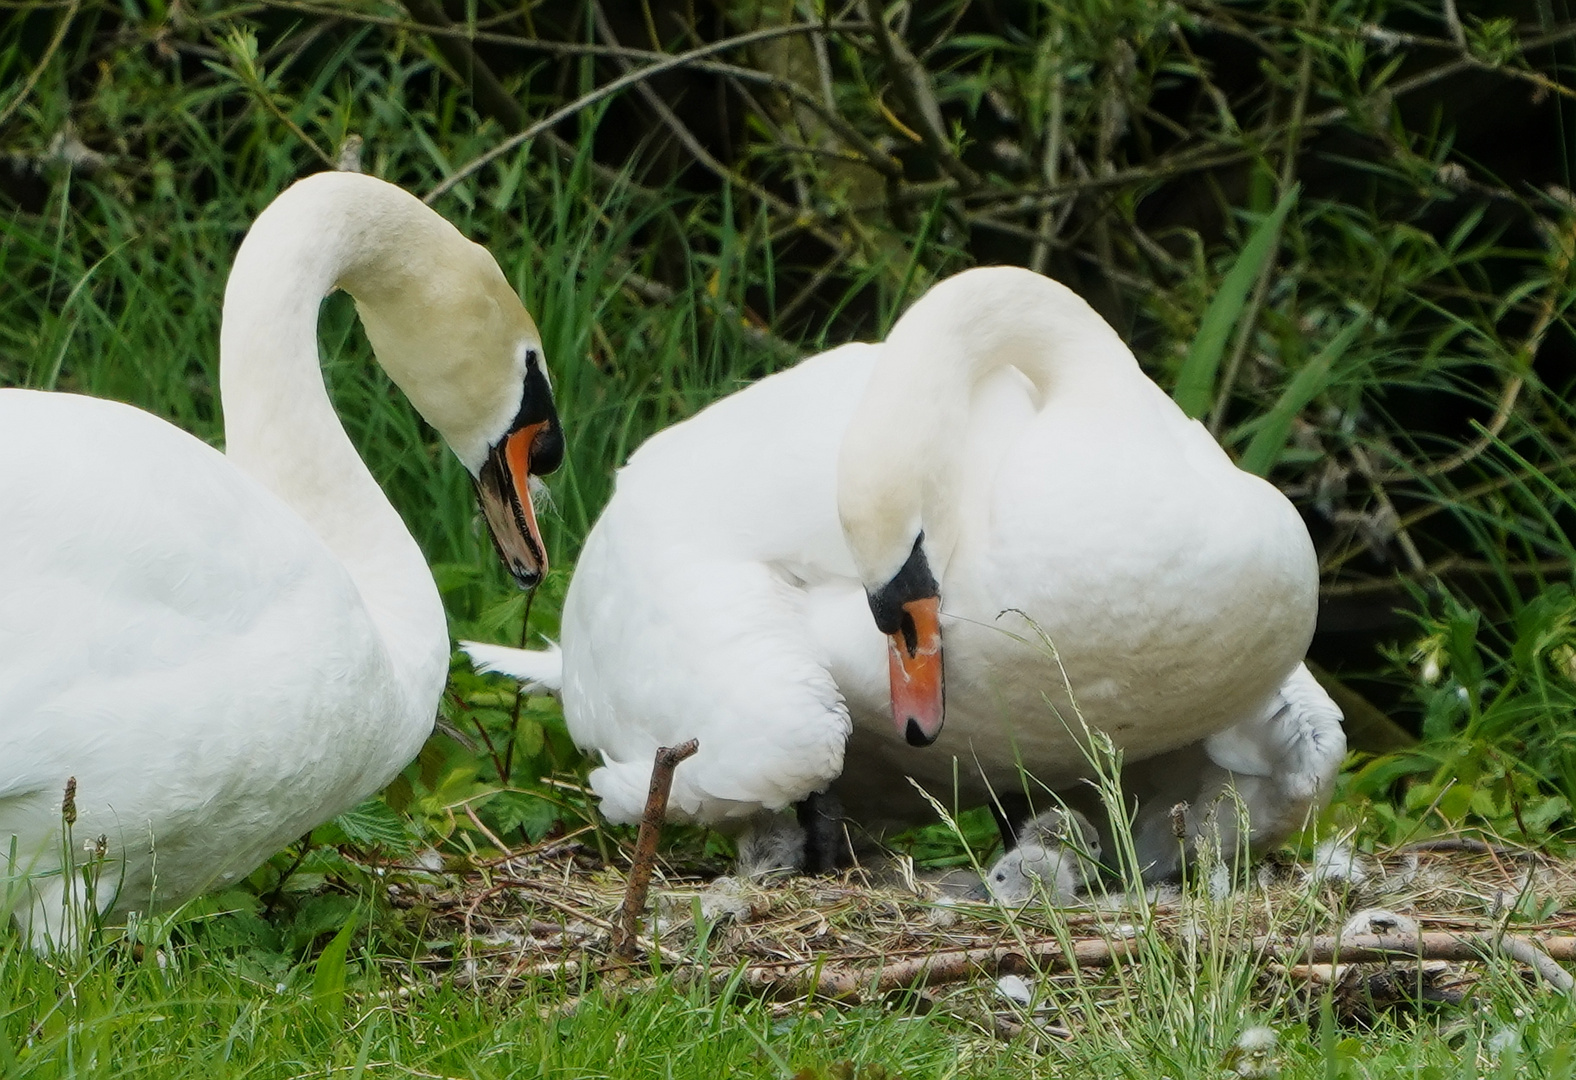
[{"x1": 380, "y1": 831, "x2": 1576, "y2": 1036}]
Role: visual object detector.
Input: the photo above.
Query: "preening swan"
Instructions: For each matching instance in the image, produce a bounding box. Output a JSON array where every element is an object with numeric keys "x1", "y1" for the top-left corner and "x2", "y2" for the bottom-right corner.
[
  {"x1": 468, "y1": 266, "x2": 1343, "y2": 878},
  {"x1": 0, "y1": 171, "x2": 560, "y2": 948}
]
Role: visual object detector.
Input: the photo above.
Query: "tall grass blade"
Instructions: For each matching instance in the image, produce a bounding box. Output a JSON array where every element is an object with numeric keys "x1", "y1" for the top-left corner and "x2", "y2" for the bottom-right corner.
[
  {"x1": 1173, "y1": 184, "x2": 1300, "y2": 419},
  {"x1": 1237, "y1": 313, "x2": 1368, "y2": 475}
]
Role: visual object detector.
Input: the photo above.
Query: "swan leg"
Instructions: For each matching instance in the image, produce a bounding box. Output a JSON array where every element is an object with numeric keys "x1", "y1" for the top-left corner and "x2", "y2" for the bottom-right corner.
[
  {"x1": 795, "y1": 789, "x2": 852, "y2": 873},
  {"x1": 986, "y1": 790, "x2": 1034, "y2": 850},
  {"x1": 733, "y1": 793, "x2": 854, "y2": 880}
]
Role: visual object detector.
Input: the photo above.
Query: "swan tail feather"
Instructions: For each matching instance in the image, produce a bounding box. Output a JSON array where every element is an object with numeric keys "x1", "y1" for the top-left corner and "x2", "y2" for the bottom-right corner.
[{"x1": 458, "y1": 640, "x2": 563, "y2": 695}]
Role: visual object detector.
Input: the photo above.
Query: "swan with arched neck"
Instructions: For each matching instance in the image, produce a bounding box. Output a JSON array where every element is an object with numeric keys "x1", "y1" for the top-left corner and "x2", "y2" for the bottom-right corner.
[
  {"x1": 1, "y1": 171, "x2": 560, "y2": 948},
  {"x1": 467, "y1": 265, "x2": 1343, "y2": 876}
]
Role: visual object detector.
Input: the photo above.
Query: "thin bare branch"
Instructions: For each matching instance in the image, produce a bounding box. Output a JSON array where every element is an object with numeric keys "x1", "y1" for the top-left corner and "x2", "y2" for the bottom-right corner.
[
  {"x1": 425, "y1": 20, "x2": 866, "y2": 204},
  {"x1": 612, "y1": 739, "x2": 699, "y2": 960},
  {"x1": 860, "y1": 0, "x2": 978, "y2": 189},
  {"x1": 729, "y1": 929, "x2": 1576, "y2": 1002}
]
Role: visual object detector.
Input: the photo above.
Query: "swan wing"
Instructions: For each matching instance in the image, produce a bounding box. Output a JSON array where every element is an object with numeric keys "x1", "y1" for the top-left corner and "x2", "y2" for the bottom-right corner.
[
  {"x1": 563, "y1": 529, "x2": 852, "y2": 825},
  {"x1": 1203, "y1": 662, "x2": 1347, "y2": 798},
  {"x1": 0, "y1": 391, "x2": 411, "y2": 914},
  {"x1": 546, "y1": 348, "x2": 887, "y2": 826}
]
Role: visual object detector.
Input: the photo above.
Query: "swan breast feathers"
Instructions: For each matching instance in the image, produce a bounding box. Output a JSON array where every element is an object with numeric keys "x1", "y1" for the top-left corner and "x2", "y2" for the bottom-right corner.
[{"x1": 0, "y1": 390, "x2": 419, "y2": 904}]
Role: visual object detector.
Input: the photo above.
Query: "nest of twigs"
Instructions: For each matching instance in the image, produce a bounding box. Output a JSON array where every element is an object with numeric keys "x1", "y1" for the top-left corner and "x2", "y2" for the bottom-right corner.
[{"x1": 382, "y1": 829, "x2": 1576, "y2": 1035}]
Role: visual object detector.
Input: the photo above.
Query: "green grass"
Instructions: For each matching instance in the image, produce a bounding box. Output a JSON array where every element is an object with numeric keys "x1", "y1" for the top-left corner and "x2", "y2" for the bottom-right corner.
[
  {"x1": 0, "y1": 941, "x2": 977, "y2": 1078},
  {"x1": 0, "y1": 941, "x2": 1558, "y2": 1080},
  {"x1": 3, "y1": 813, "x2": 1574, "y2": 1080}
]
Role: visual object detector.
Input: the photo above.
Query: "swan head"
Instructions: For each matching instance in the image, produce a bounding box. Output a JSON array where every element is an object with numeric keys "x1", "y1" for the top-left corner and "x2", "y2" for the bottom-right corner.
[
  {"x1": 469, "y1": 341, "x2": 564, "y2": 590},
  {"x1": 835, "y1": 278, "x2": 989, "y2": 749},
  {"x1": 344, "y1": 218, "x2": 563, "y2": 589}
]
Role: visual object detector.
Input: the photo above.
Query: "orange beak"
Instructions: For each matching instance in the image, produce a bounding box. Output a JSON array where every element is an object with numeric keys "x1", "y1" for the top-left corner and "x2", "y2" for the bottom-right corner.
[
  {"x1": 887, "y1": 595, "x2": 944, "y2": 746},
  {"x1": 477, "y1": 420, "x2": 551, "y2": 588}
]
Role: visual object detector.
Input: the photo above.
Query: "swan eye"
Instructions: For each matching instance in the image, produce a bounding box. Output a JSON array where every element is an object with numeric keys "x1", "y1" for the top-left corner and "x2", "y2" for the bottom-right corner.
[
  {"x1": 529, "y1": 418, "x2": 564, "y2": 476},
  {"x1": 866, "y1": 534, "x2": 938, "y2": 634},
  {"x1": 503, "y1": 350, "x2": 563, "y2": 476}
]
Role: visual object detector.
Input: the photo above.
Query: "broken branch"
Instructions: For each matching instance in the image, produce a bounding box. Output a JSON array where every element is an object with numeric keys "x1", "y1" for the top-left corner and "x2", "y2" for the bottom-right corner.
[
  {"x1": 612, "y1": 738, "x2": 699, "y2": 960},
  {"x1": 729, "y1": 929, "x2": 1576, "y2": 1002}
]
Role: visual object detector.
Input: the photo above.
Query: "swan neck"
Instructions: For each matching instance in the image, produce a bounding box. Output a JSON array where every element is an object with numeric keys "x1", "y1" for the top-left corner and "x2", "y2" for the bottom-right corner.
[
  {"x1": 218, "y1": 179, "x2": 450, "y2": 712},
  {"x1": 884, "y1": 276, "x2": 1136, "y2": 402},
  {"x1": 840, "y1": 269, "x2": 1140, "y2": 586}
]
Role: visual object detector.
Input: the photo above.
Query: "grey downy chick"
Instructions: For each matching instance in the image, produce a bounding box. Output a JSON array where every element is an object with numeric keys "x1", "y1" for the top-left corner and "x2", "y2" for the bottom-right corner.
[{"x1": 981, "y1": 806, "x2": 1103, "y2": 904}]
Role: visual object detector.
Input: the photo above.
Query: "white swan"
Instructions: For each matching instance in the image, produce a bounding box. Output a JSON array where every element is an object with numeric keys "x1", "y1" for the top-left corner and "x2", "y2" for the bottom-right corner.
[
  {"x1": 467, "y1": 266, "x2": 1344, "y2": 876},
  {"x1": 0, "y1": 172, "x2": 560, "y2": 949}
]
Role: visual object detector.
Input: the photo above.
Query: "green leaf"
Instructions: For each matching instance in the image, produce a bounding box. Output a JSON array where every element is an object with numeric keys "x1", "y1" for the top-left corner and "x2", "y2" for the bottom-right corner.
[
  {"x1": 1173, "y1": 185, "x2": 1300, "y2": 419},
  {"x1": 1237, "y1": 314, "x2": 1368, "y2": 476},
  {"x1": 1524, "y1": 794, "x2": 1570, "y2": 834},
  {"x1": 513, "y1": 715, "x2": 545, "y2": 761},
  {"x1": 333, "y1": 798, "x2": 416, "y2": 851},
  {"x1": 311, "y1": 906, "x2": 359, "y2": 1023},
  {"x1": 483, "y1": 790, "x2": 559, "y2": 842},
  {"x1": 285, "y1": 893, "x2": 358, "y2": 953}
]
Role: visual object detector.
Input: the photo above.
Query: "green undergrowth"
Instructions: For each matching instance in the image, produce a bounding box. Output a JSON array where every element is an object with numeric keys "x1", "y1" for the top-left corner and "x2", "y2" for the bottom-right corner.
[
  {"x1": 0, "y1": 940, "x2": 977, "y2": 1079},
  {"x1": 6, "y1": 932, "x2": 1567, "y2": 1080},
  {"x1": 1336, "y1": 578, "x2": 1576, "y2": 853}
]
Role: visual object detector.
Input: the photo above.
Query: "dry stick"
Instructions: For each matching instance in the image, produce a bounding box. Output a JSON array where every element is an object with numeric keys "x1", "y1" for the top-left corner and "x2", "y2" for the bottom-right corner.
[
  {"x1": 1320, "y1": 556, "x2": 1574, "y2": 598},
  {"x1": 393, "y1": 7, "x2": 809, "y2": 357},
  {"x1": 488, "y1": 876, "x2": 689, "y2": 966},
  {"x1": 611, "y1": 739, "x2": 699, "y2": 961},
  {"x1": 588, "y1": 2, "x2": 848, "y2": 259},
  {"x1": 1349, "y1": 443, "x2": 1427, "y2": 574},
  {"x1": 462, "y1": 804, "x2": 515, "y2": 860},
  {"x1": 860, "y1": 0, "x2": 977, "y2": 189},
  {"x1": 731, "y1": 931, "x2": 1576, "y2": 1002},
  {"x1": 403, "y1": 0, "x2": 529, "y2": 131},
  {"x1": 962, "y1": 30, "x2": 1571, "y2": 221},
  {"x1": 266, "y1": 0, "x2": 896, "y2": 180},
  {"x1": 426, "y1": 22, "x2": 864, "y2": 204},
  {"x1": 396, "y1": 0, "x2": 663, "y2": 204},
  {"x1": 1319, "y1": 451, "x2": 1576, "y2": 577}
]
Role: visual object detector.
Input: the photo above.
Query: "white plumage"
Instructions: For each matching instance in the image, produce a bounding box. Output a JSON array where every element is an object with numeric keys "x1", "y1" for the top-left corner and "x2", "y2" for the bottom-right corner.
[
  {"x1": 2, "y1": 172, "x2": 555, "y2": 949},
  {"x1": 466, "y1": 266, "x2": 1345, "y2": 873}
]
